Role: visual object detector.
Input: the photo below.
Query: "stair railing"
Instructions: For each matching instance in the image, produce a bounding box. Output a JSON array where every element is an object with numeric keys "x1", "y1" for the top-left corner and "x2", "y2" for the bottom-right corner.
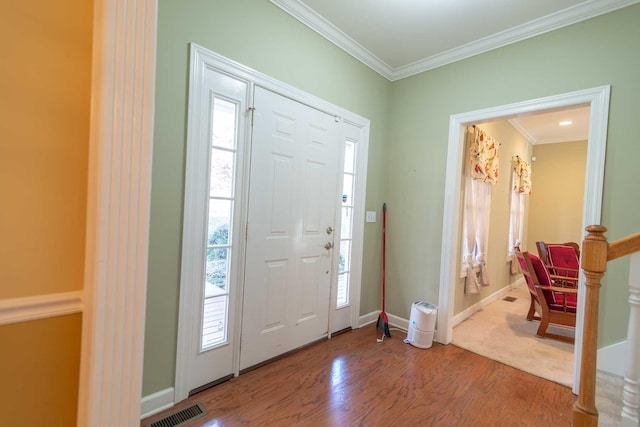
[{"x1": 573, "y1": 225, "x2": 640, "y2": 426}]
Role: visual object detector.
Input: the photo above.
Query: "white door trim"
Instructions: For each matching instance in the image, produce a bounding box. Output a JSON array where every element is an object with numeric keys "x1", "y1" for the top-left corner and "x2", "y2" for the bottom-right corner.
[
  {"x1": 437, "y1": 85, "x2": 610, "y2": 395},
  {"x1": 174, "y1": 44, "x2": 370, "y2": 401},
  {"x1": 174, "y1": 47, "x2": 252, "y2": 401},
  {"x1": 78, "y1": 1, "x2": 157, "y2": 426}
]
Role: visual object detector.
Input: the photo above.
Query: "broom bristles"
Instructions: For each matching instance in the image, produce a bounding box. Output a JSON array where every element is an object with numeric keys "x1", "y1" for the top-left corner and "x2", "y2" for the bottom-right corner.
[{"x1": 377, "y1": 312, "x2": 391, "y2": 338}]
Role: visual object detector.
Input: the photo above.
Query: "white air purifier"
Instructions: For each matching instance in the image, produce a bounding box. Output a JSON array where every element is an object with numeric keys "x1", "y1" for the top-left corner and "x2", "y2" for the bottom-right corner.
[{"x1": 405, "y1": 301, "x2": 437, "y2": 349}]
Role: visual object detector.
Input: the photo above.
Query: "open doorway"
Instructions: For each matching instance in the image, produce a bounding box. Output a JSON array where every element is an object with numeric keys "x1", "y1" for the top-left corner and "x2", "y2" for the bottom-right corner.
[
  {"x1": 436, "y1": 86, "x2": 610, "y2": 395},
  {"x1": 450, "y1": 107, "x2": 589, "y2": 387}
]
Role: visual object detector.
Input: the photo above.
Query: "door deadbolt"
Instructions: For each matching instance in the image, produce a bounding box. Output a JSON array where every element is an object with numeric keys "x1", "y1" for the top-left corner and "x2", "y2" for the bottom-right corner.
[{"x1": 326, "y1": 226, "x2": 333, "y2": 235}]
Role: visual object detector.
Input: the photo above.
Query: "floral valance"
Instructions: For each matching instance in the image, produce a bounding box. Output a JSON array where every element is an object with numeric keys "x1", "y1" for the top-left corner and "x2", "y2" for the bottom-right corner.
[
  {"x1": 466, "y1": 126, "x2": 499, "y2": 184},
  {"x1": 512, "y1": 155, "x2": 532, "y2": 195}
]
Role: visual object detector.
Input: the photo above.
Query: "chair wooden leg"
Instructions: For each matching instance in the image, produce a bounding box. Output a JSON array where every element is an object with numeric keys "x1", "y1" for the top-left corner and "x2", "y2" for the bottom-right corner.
[
  {"x1": 527, "y1": 297, "x2": 536, "y2": 321},
  {"x1": 537, "y1": 316, "x2": 550, "y2": 338}
]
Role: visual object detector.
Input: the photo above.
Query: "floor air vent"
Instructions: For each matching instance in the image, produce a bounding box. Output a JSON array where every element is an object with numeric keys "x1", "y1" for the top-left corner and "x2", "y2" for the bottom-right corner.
[
  {"x1": 502, "y1": 296, "x2": 517, "y2": 302},
  {"x1": 146, "y1": 403, "x2": 206, "y2": 427}
]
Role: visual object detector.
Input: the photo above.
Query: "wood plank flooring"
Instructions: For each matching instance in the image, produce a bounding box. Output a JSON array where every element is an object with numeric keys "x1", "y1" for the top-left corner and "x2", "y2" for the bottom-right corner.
[{"x1": 142, "y1": 324, "x2": 575, "y2": 426}]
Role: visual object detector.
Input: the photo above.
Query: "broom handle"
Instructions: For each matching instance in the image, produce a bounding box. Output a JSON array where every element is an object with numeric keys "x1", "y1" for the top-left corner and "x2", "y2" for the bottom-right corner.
[{"x1": 382, "y1": 203, "x2": 386, "y2": 312}]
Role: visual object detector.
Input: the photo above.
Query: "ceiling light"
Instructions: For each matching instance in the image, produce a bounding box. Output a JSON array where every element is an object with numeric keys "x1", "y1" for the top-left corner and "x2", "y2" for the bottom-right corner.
[{"x1": 559, "y1": 120, "x2": 573, "y2": 126}]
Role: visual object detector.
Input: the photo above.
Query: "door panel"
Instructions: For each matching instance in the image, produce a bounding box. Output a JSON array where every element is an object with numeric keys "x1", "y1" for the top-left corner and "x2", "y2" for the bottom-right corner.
[
  {"x1": 178, "y1": 67, "x2": 248, "y2": 398},
  {"x1": 241, "y1": 87, "x2": 339, "y2": 370}
]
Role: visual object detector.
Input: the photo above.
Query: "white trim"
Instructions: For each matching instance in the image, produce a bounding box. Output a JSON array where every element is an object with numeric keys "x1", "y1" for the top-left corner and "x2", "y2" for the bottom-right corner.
[
  {"x1": 174, "y1": 44, "x2": 370, "y2": 402},
  {"x1": 346, "y1": 119, "x2": 370, "y2": 331},
  {"x1": 622, "y1": 251, "x2": 640, "y2": 426},
  {"x1": 140, "y1": 388, "x2": 175, "y2": 420},
  {"x1": 268, "y1": 0, "x2": 394, "y2": 79},
  {"x1": 78, "y1": 1, "x2": 157, "y2": 426},
  {"x1": 175, "y1": 46, "x2": 252, "y2": 402},
  {"x1": 270, "y1": 0, "x2": 639, "y2": 81},
  {"x1": 387, "y1": 313, "x2": 409, "y2": 332},
  {"x1": 508, "y1": 119, "x2": 536, "y2": 144},
  {"x1": 359, "y1": 311, "x2": 380, "y2": 327},
  {"x1": 0, "y1": 291, "x2": 83, "y2": 326},
  {"x1": 437, "y1": 86, "x2": 610, "y2": 397},
  {"x1": 598, "y1": 341, "x2": 627, "y2": 377},
  {"x1": 452, "y1": 280, "x2": 523, "y2": 328}
]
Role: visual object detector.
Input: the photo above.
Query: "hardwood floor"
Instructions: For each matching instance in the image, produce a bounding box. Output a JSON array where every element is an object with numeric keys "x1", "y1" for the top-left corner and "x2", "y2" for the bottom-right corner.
[{"x1": 143, "y1": 324, "x2": 575, "y2": 426}]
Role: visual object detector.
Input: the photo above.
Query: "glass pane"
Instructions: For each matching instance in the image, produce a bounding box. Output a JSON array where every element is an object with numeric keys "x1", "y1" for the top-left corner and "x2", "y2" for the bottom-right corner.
[
  {"x1": 206, "y1": 248, "x2": 229, "y2": 291},
  {"x1": 339, "y1": 240, "x2": 351, "y2": 273},
  {"x1": 344, "y1": 140, "x2": 355, "y2": 174},
  {"x1": 210, "y1": 148, "x2": 235, "y2": 198},
  {"x1": 340, "y1": 207, "x2": 352, "y2": 239},
  {"x1": 208, "y1": 199, "x2": 232, "y2": 245},
  {"x1": 202, "y1": 294, "x2": 228, "y2": 349},
  {"x1": 337, "y1": 273, "x2": 349, "y2": 307},
  {"x1": 342, "y1": 174, "x2": 353, "y2": 207},
  {"x1": 211, "y1": 98, "x2": 237, "y2": 150}
]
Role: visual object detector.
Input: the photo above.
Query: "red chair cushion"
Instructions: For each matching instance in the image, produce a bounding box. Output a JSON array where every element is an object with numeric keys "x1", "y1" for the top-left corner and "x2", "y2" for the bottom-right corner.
[{"x1": 547, "y1": 244, "x2": 579, "y2": 279}]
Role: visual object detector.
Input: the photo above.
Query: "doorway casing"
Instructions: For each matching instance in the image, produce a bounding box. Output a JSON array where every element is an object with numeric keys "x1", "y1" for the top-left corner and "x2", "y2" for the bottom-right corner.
[{"x1": 436, "y1": 85, "x2": 611, "y2": 395}]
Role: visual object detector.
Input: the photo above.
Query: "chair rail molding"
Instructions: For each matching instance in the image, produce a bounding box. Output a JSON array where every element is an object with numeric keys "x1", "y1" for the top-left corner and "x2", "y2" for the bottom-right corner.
[{"x1": 0, "y1": 291, "x2": 83, "y2": 326}]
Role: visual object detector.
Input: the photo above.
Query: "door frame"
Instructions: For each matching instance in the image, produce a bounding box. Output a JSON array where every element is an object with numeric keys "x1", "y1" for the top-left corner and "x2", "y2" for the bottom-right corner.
[
  {"x1": 174, "y1": 44, "x2": 370, "y2": 402},
  {"x1": 436, "y1": 85, "x2": 611, "y2": 395}
]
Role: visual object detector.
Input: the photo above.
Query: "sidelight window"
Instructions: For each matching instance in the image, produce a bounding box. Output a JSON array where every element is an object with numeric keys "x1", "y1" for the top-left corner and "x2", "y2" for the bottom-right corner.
[{"x1": 201, "y1": 97, "x2": 238, "y2": 350}]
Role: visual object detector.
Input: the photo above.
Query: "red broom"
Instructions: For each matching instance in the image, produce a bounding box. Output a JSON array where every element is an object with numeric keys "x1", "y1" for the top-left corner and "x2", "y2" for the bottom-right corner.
[{"x1": 377, "y1": 203, "x2": 391, "y2": 340}]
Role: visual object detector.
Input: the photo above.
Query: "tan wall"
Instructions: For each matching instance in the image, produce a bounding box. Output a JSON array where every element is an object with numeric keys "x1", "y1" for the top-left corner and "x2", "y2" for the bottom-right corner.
[
  {"x1": 454, "y1": 121, "x2": 532, "y2": 315},
  {"x1": 0, "y1": 0, "x2": 92, "y2": 424},
  {"x1": 526, "y1": 140, "x2": 587, "y2": 252},
  {"x1": 0, "y1": 315, "x2": 82, "y2": 427}
]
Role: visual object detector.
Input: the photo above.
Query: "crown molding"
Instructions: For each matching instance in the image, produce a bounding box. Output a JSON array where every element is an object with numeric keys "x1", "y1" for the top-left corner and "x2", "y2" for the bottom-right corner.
[
  {"x1": 271, "y1": 0, "x2": 640, "y2": 81},
  {"x1": 508, "y1": 119, "x2": 537, "y2": 144},
  {"x1": 269, "y1": 0, "x2": 394, "y2": 79}
]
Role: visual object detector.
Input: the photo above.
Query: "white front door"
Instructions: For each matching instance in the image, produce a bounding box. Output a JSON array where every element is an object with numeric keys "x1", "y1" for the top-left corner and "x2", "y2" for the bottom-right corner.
[{"x1": 240, "y1": 86, "x2": 340, "y2": 370}]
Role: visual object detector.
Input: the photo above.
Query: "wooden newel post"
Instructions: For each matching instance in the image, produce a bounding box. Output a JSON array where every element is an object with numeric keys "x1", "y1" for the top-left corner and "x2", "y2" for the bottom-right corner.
[{"x1": 573, "y1": 225, "x2": 608, "y2": 427}]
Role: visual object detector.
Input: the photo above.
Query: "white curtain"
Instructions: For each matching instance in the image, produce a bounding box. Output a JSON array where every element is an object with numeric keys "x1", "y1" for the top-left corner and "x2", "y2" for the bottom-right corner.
[
  {"x1": 508, "y1": 191, "x2": 525, "y2": 255},
  {"x1": 462, "y1": 126, "x2": 498, "y2": 294},
  {"x1": 463, "y1": 173, "x2": 480, "y2": 294},
  {"x1": 509, "y1": 155, "x2": 531, "y2": 274},
  {"x1": 474, "y1": 180, "x2": 492, "y2": 287}
]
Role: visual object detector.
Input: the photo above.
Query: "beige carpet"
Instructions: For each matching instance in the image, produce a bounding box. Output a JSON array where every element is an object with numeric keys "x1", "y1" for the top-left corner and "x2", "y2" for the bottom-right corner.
[{"x1": 452, "y1": 284, "x2": 574, "y2": 387}]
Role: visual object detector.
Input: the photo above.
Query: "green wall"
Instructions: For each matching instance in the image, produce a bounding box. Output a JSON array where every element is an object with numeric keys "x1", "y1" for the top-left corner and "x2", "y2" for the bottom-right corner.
[
  {"x1": 144, "y1": 0, "x2": 391, "y2": 396},
  {"x1": 387, "y1": 4, "x2": 640, "y2": 347},
  {"x1": 145, "y1": 0, "x2": 640, "y2": 397}
]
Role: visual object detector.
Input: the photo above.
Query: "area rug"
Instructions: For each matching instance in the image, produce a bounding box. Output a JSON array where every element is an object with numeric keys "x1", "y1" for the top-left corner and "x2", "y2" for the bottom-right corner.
[{"x1": 452, "y1": 284, "x2": 574, "y2": 388}]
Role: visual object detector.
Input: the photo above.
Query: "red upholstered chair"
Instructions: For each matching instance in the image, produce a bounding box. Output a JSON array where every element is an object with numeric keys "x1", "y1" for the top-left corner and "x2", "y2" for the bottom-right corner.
[
  {"x1": 547, "y1": 244, "x2": 580, "y2": 279},
  {"x1": 535, "y1": 241, "x2": 580, "y2": 266},
  {"x1": 536, "y1": 241, "x2": 580, "y2": 288},
  {"x1": 514, "y1": 249, "x2": 578, "y2": 343}
]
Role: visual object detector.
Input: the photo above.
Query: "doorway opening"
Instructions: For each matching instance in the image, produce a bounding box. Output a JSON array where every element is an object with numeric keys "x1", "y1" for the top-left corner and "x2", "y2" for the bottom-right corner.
[
  {"x1": 450, "y1": 107, "x2": 590, "y2": 387},
  {"x1": 437, "y1": 86, "x2": 610, "y2": 395}
]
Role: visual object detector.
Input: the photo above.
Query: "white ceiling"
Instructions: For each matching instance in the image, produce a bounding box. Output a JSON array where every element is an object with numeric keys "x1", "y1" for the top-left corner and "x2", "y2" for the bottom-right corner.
[
  {"x1": 509, "y1": 106, "x2": 591, "y2": 145},
  {"x1": 270, "y1": 0, "x2": 638, "y2": 81},
  {"x1": 269, "y1": 0, "x2": 621, "y2": 143}
]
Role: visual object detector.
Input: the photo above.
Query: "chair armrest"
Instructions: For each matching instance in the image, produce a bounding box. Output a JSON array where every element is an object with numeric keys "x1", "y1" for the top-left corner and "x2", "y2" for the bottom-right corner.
[{"x1": 538, "y1": 285, "x2": 578, "y2": 294}]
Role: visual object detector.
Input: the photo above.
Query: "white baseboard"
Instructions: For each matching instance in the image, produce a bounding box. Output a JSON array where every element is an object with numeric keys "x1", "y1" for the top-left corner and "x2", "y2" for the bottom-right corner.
[
  {"x1": 0, "y1": 291, "x2": 83, "y2": 326},
  {"x1": 452, "y1": 279, "x2": 524, "y2": 327},
  {"x1": 358, "y1": 310, "x2": 380, "y2": 327},
  {"x1": 597, "y1": 341, "x2": 627, "y2": 377},
  {"x1": 387, "y1": 313, "x2": 409, "y2": 332},
  {"x1": 140, "y1": 387, "x2": 174, "y2": 419}
]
